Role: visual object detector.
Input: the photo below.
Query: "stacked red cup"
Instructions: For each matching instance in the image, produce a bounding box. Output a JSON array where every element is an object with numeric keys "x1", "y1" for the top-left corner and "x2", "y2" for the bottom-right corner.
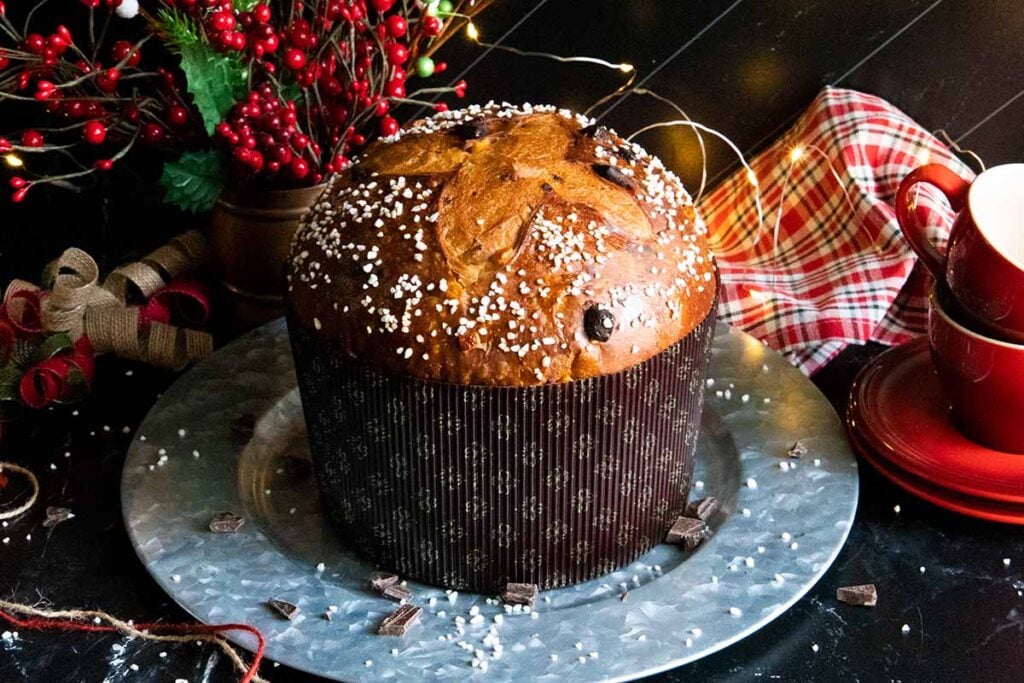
[{"x1": 896, "y1": 163, "x2": 1024, "y2": 453}]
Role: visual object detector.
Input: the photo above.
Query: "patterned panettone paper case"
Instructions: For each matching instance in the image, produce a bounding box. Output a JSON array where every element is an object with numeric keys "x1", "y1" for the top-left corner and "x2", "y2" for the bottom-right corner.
[{"x1": 287, "y1": 298, "x2": 716, "y2": 592}]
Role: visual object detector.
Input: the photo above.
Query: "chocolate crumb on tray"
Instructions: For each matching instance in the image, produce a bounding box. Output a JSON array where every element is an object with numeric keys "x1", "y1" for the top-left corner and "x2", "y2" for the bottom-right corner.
[
  {"x1": 787, "y1": 441, "x2": 809, "y2": 459},
  {"x1": 665, "y1": 516, "x2": 706, "y2": 550},
  {"x1": 500, "y1": 582, "x2": 539, "y2": 608},
  {"x1": 377, "y1": 604, "x2": 422, "y2": 636},
  {"x1": 209, "y1": 511, "x2": 245, "y2": 533},
  {"x1": 685, "y1": 496, "x2": 720, "y2": 522},
  {"x1": 370, "y1": 572, "x2": 400, "y2": 592},
  {"x1": 267, "y1": 598, "x2": 300, "y2": 620},
  {"x1": 836, "y1": 584, "x2": 877, "y2": 607},
  {"x1": 382, "y1": 584, "x2": 413, "y2": 602}
]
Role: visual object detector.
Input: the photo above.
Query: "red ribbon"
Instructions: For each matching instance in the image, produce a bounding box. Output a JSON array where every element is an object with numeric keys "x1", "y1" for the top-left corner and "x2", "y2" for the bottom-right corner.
[
  {"x1": 147, "y1": 277, "x2": 212, "y2": 328},
  {"x1": 0, "y1": 608, "x2": 265, "y2": 683},
  {"x1": 18, "y1": 337, "x2": 95, "y2": 409}
]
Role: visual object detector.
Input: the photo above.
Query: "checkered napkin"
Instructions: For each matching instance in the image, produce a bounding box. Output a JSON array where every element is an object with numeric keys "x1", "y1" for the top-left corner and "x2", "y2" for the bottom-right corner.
[{"x1": 696, "y1": 86, "x2": 975, "y2": 374}]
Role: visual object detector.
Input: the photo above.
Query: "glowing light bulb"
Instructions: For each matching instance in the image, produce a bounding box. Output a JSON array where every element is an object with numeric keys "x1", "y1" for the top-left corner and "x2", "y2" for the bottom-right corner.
[
  {"x1": 466, "y1": 21, "x2": 479, "y2": 41},
  {"x1": 789, "y1": 146, "x2": 804, "y2": 163},
  {"x1": 618, "y1": 63, "x2": 634, "y2": 73},
  {"x1": 916, "y1": 148, "x2": 931, "y2": 166},
  {"x1": 4, "y1": 154, "x2": 23, "y2": 168},
  {"x1": 746, "y1": 169, "x2": 758, "y2": 187}
]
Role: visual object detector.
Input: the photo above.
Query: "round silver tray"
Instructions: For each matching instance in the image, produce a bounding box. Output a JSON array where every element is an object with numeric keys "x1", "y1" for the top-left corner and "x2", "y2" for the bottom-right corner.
[{"x1": 122, "y1": 319, "x2": 858, "y2": 681}]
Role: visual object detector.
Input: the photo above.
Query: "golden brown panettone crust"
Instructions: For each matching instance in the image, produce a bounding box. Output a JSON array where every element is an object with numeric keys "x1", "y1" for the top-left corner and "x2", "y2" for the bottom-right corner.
[{"x1": 287, "y1": 103, "x2": 717, "y2": 386}]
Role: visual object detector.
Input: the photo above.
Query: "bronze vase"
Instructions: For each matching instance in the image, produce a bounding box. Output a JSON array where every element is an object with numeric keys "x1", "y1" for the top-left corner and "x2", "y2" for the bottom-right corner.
[{"x1": 208, "y1": 183, "x2": 327, "y2": 326}]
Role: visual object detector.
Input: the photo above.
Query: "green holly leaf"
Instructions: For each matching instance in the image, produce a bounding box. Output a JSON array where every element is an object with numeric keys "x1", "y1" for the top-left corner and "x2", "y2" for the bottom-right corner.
[
  {"x1": 177, "y1": 42, "x2": 248, "y2": 135},
  {"x1": 233, "y1": 0, "x2": 262, "y2": 10},
  {"x1": 33, "y1": 333, "x2": 73, "y2": 363},
  {"x1": 160, "y1": 150, "x2": 226, "y2": 213}
]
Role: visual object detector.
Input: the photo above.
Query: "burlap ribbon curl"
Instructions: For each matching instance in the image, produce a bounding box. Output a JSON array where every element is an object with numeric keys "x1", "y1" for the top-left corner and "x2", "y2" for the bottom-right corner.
[{"x1": 2, "y1": 231, "x2": 213, "y2": 370}]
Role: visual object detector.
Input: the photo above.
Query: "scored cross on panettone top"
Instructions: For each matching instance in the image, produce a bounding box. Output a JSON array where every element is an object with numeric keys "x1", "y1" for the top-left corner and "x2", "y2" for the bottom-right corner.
[{"x1": 287, "y1": 103, "x2": 716, "y2": 386}]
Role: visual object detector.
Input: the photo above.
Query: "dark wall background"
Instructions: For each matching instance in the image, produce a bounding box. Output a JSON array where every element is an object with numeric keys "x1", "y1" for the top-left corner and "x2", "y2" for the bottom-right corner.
[{"x1": 2, "y1": 0, "x2": 1022, "y2": 282}]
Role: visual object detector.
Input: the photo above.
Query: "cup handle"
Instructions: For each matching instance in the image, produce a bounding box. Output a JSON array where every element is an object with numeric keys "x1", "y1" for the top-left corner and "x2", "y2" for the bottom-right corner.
[{"x1": 895, "y1": 164, "x2": 971, "y2": 280}]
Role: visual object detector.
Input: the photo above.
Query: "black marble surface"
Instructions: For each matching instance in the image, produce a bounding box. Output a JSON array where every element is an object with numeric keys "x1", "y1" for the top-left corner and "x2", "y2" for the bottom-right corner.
[{"x1": 3, "y1": 1, "x2": 1024, "y2": 680}]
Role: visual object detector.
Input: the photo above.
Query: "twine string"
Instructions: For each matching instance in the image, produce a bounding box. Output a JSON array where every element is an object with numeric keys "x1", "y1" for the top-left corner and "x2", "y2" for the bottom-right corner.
[
  {"x1": 0, "y1": 462, "x2": 39, "y2": 521},
  {"x1": 0, "y1": 600, "x2": 267, "y2": 683}
]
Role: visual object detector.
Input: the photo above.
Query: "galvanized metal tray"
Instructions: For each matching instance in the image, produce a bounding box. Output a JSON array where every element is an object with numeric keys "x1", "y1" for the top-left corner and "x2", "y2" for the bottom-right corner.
[{"x1": 122, "y1": 319, "x2": 858, "y2": 681}]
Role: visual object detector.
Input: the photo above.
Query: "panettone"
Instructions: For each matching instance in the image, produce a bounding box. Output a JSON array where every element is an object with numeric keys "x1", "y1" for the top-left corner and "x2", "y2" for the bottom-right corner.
[
  {"x1": 286, "y1": 103, "x2": 716, "y2": 386},
  {"x1": 285, "y1": 103, "x2": 719, "y2": 591}
]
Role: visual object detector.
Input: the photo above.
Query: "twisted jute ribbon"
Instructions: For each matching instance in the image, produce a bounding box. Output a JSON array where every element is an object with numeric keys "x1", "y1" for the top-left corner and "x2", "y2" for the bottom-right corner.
[
  {"x1": 3, "y1": 231, "x2": 213, "y2": 370},
  {"x1": 0, "y1": 600, "x2": 267, "y2": 683}
]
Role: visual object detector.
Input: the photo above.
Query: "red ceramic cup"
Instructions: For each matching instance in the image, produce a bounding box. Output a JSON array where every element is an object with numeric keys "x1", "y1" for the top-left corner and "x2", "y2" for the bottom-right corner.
[
  {"x1": 928, "y1": 285, "x2": 1024, "y2": 454},
  {"x1": 897, "y1": 163, "x2": 1024, "y2": 344}
]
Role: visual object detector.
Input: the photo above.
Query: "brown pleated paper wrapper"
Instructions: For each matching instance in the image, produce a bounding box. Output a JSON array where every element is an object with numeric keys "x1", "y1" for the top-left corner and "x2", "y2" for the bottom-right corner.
[{"x1": 288, "y1": 303, "x2": 716, "y2": 592}]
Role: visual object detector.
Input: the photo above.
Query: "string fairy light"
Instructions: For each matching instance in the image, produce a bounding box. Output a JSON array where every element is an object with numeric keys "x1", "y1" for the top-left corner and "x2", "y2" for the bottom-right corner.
[
  {"x1": 464, "y1": 21, "x2": 634, "y2": 74},
  {"x1": 627, "y1": 120, "x2": 764, "y2": 241},
  {"x1": 4, "y1": 153, "x2": 23, "y2": 168}
]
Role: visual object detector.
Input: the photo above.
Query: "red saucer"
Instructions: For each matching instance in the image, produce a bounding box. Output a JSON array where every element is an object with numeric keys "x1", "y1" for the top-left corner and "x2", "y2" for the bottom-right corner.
[{"x1": 847, "y1": 338, "x2": 1024, "y2": 523}]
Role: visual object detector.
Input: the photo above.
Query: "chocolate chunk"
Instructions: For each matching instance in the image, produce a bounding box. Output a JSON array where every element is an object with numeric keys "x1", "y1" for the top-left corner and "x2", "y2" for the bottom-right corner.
[
  {"x1": 580, "y1": 123, "x2": 611, "y2": 141},
  {"x1": 382, "y1": 584, "x2": 413, "y2": 602},
  {"x1": 619, "y1": 592, "x2": 629, "y2": 602},
  {"x1": 592, "y1": 163, "x2": 636, "y2": 191},
  {"x1": 616, "y1": 144, "x2": 638, "y2": 162},
  {"x1": 209, "y1": 511, "x2": 245, "y2": 533},
  {"x1": 349, "y1": 164, "x2": 370, "y2": 183},
  {"x1": 500, "y1": 582, "x2": 538, "y2": 608},
  {"x1": 370, "y1": 572, "x2": 400, "y2": 593},
  {"x1": 665, "y1": 516, "x2": 706, "y2": 550},
  {"x1": 583, "y1": 305, "x2": 615, "y2": 342},
  {"x1": 541, "y1": 182, "x2": 554, "y2": 192},
  {"x1": 323, "y1": 610, "x2": 333, "y2": 621},
  {"x1": 42, "y1": 506, "x2": 74, "y2": 528},
  {"x1": 267, "y1": 598, "x2": 300, "y2": 620},
  {"x1": 787, "y1": 441, "x2": 808, "y2": 459},
  {"x1": 452, "y1": 119, "x2": 489, "y2": 140},
  {"x1": 685, "y1": 496, "x2": 720, "y2": 522},
  {"x1": 836, "y1": 584, "x2": 877, "y2": 607},
  {"x1": 377, "y1": 604, "x2": 422, "y2": 636}
]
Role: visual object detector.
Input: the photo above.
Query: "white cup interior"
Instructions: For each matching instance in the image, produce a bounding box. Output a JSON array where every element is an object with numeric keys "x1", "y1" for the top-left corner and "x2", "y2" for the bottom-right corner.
[{"x1": 970, "y1": 163, "x2": 1024, "y2": 270}]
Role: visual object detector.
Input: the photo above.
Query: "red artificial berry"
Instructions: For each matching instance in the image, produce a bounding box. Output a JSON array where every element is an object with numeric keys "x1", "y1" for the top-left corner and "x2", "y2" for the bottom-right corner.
[
  {"x1": 96, "y1": 68, "x2": 120, "y2": 93},
  {"x1": 0, "y1": 56, "x2": 9, "y2": 70},
  {"x1": 11, "y1": 186, "x2": 29, "y2": 203},
  {"x1": 454, "y1": 79, "x2": 467, "y2": 98},
  {"x1": 56, "y1": 25, "x2": 72, "y2": 44},
  {"x1": 21, "y1": 130, "x2": 44, "y2": 147},
  {"x1": 262, "y1": 33, "x2": 279, "y2": 52},
  {"x1": 231, "y1": 32, "x2": 247, "y2": 50},
  {"x1": 79, "y1": 0, "x2": 100, "y2": 6},
  {"x1": 210, "y1": 11, "x2": 236, "y2": 32},
  {"x1": 141, "y1": 123, "x2": 165, "y2": 145},
  {"x1": 385, "y1": 15, "x2": 407, "y2": 37},
  {"x1": 379, "y1": 116, "x2": 399, "y2": 137},
  {"x1": 289, "y1": 157, "x2": 309, "y2": 179},
  {"x1": 385, "y1": 79, "x2": 405, "y2": 99},
  {"x1": 9, "y1": 177, "x2": 26, "y2": 189},
  {"x1": 371, "y1": 0, "x2": 395, "y2": 11},
  {"x1": 253, "y1": 3, "x2": 271, "y2": 22},
  {"x1": 434, "y1": 61, "x2": 447, "y2": 74},
  {"x1": 0, "y1": 138, "x2": 11, "y2": 153},
  {"x1": 293, "y1": 132, "x2": 310, "y2": 148},
  {"x1": 386, "y1": 43, "x2": 409, "y2": 66},
  {"x1": 233, "y1": 146, "x2": 252, "y2": 165},
  {"x1": 422, "y1": 16, "x2": 442, "y2": 36},
  {"x1": 351, "y1": 133, "x2": 366, "y2": 146},
  {"x1": 168, "y1": 105, "x2": 189, "y2": 127},
  {"x1": 111, "y1": 40, "x2": 141, "y2": 67},
  {"x1": 248, "y1": 150, "x2": 264, "y2": 172},
  {"x1": 434, "y1": 102, "x2": 449, "y2": 112},
  {"x1": 94, "y1": 159, "x2": 113, "y2": 171},
  {"x1": 34, "y1": 80, "x2": 57, "y2": 100},
  {"x1": 0, "y1": 2, "x2": 6, "y2": 16},
  {"x1": 24, "y1": 34, "x2": 45, "y2": 54},
  {"x1": 284, "y1": 48, "x2": 306, "y2": 70},
  {"x1": 375, "y1": 99, "x2": 390, "y2": 117},
  {"x1": 83, "y1": 120, "x2": 106, "y2": 144}
]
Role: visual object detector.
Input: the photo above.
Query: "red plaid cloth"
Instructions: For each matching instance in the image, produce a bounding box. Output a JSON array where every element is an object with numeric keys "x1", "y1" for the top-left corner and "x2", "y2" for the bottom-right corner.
[{"x1": 697, "y1": 87, "x2": 975, "y2": 374}]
